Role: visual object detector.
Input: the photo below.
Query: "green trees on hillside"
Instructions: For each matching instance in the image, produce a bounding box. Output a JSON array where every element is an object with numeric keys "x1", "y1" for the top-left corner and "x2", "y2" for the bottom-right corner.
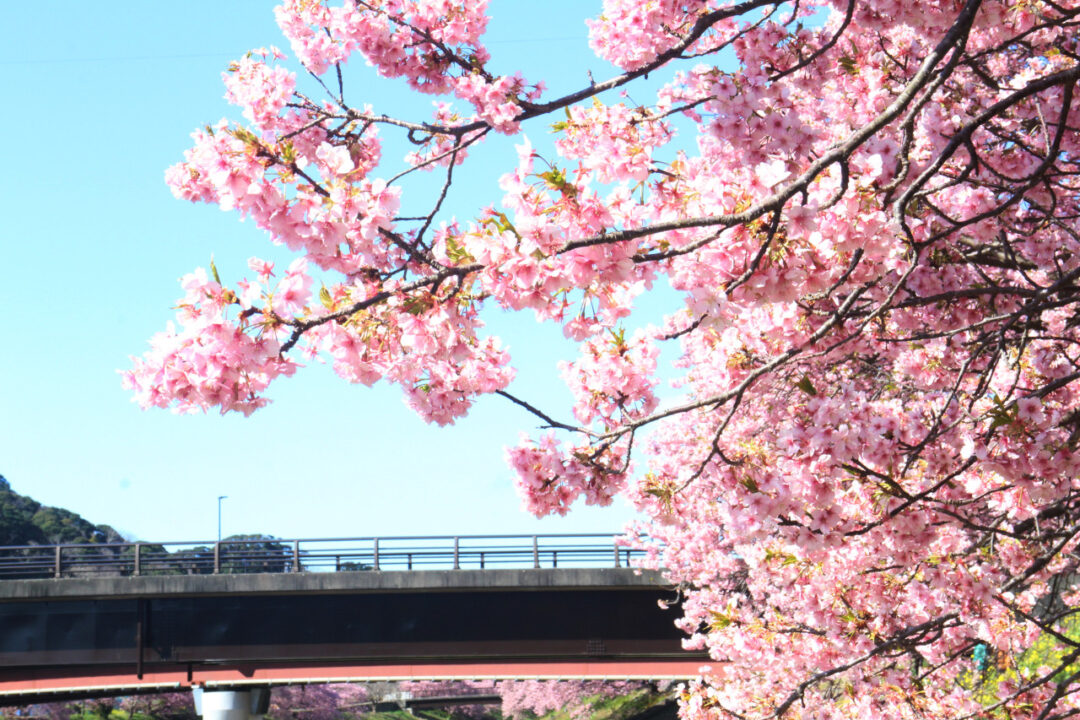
[{"x1": 0, "y1": 475, "x2": 123, "y2": 546}]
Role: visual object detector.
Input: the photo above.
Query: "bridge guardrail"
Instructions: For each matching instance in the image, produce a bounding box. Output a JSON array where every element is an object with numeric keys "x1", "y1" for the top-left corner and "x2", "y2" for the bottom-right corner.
[{"x1": 0, "y1": 534, "x2": 646, "y2": 580}]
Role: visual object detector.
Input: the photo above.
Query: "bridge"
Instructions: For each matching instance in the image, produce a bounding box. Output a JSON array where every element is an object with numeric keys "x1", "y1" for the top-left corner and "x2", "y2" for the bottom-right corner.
[{"x1": 0, "y1": 535, "x2": 705, "y2": 717}]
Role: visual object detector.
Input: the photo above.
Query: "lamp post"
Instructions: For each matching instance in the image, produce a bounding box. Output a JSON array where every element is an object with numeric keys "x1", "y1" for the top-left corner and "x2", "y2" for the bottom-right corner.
[{"x1": 217, "y1": 495, "x2": 228, "y2": 542}]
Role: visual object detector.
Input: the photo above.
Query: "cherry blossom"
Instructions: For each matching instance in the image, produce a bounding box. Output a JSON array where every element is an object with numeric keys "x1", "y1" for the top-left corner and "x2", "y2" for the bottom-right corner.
[{"x1": 128, "y1": 1, "x2": 1080, "y2": 719}]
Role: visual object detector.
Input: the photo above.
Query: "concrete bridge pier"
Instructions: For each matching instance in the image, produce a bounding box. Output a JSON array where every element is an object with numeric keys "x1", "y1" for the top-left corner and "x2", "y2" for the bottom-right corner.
[{"x1": 193, "y1": 688, "x2": 271, "y2": 720}]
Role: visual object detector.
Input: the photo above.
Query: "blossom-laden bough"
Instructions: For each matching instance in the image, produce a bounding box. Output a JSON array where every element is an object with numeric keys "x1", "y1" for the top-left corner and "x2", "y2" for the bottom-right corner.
[{"x1": 123, "y1": 1, "x2": 1080, "y2": 719}]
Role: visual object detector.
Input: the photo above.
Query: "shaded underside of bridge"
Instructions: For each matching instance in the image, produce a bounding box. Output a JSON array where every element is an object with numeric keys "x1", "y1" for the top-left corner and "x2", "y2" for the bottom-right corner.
[{"x1": 0, "y1": 568, "x2": 708, "y2": 704}]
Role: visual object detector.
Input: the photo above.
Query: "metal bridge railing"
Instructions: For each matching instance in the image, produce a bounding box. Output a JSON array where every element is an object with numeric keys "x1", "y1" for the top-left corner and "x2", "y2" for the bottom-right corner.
[{"x1": 0, "y1": 534, "x2": 646, "y2": 580}]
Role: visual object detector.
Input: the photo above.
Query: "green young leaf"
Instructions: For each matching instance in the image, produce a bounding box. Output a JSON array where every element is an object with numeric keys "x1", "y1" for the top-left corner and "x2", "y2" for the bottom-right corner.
[
  {"x1": 209, "y1": 256, "x2": 222, "y2": 286},
  {"x1": 229, "y1": 126, "x2": 258, "y2": 145},
  {"x1": 490, "y1": 211, "x2": 519, "y2": 238},
  {"x1": 540, "y1": 168, "x2": 567, "y2": 190},
  {"x1": 444, "y1": 236, "x2": 475, "y2": 264},
  {"x1": 279, "y1": 140, "x2": 297, "y2": 164},
  {"x1": 403, "y1": 295, "x2": 432, "y2": 316},
  {"x1": 708, "y1": 611, "x2": 736, "y2": 630},
  {"x1": 551, "y1": 107, "x2": 574, "y2": 133},
  {"x1": 795, "y1": 374, "x2": 818, "y2": 397},
  {"x1": 609, "y1": 327, "x2": 627, "y2": 350}
]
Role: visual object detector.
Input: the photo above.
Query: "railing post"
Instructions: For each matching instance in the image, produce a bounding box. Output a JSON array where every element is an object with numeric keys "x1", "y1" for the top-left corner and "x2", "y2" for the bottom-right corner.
[
  {"x1": 453, "y1": 537, "x2": 460, "y2": 570},
  {"x1": 54, "y1": 545, "x2": 62, "y2": 579},
  {"x1": 552, "y1": 550, "x2": 558, "y2": 568},
  {"x1": 134, "y1": 543, "x2": 142, "y2": 576},
  {"x1": 480, "y1": 551, "x2": 485, "y2": 570},
  {"x1": 373, "y1": 538, "x2": 380, "y2": 571},
  {"x1": 213, "y1": 542, "x2": 221, "y2": 574},
  {"x1": 532, "y1": 536, "x2": 540, "y2": 569},
  {"x1": 614, "y1": 543, "x2": 621, "y2": 568},
  {"x1": 292, "y1": 540, "x2": 301, "y2": 573}
]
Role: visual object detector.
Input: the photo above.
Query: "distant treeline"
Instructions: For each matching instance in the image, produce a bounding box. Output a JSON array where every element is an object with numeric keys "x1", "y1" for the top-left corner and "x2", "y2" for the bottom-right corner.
[
  {"x1": 0, "y1": 475, "x2": 124, "y2": 547},
  {"x1": 0, "y1": 475, "x2": 291, "y2": 577}
]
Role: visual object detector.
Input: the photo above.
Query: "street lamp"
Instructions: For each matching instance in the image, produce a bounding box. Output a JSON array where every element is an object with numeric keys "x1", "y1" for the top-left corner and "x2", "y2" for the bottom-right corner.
[{"x1": 217, "y1": 495, "x2": 228, "y2": 542}]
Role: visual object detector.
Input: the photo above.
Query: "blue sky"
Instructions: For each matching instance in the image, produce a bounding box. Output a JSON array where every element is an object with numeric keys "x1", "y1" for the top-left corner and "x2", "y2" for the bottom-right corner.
[{"x1": 0, "y1": 2, "x2": 688, "y2": 542}]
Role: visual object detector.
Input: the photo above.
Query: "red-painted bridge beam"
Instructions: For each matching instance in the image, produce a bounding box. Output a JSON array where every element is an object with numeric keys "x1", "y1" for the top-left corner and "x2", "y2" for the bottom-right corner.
[{"x1": 0, "y1": 658, "x2": 712, "y2": 699}]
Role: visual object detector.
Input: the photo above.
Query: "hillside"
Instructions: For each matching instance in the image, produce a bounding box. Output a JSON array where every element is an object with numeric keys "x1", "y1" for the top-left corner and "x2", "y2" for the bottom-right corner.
[{"x1": 0, "y1": 475, "x2": 123, "y2": 546}]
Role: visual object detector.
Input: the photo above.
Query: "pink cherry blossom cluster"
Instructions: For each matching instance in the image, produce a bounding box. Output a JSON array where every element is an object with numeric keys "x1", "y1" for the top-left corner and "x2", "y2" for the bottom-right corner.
[
  {"x1": 555, "y1": 101, "x2": 674, "y2": 185},
  {"x1": 275, "y1": 0, "x2": 540, "y2": 132},
  {"x1": 164, "y1": 117, "x2": 396, "y2": 276},
  {"x1": 267, "y1": 684, "x2": 370, "y2": 720},
  {"x1": 405, "y1": 102, "x2": 477, "y2": 169},
  {"x1": 122, "y1": 264, "x2": 301, "y2": 416},
  {"x1": 587, "y1": 1, "x2": 734, "y2": 72},
  {"x1": 222, "y1": 49, "x2": 295, "y2": 133},
  {"x1": 561, "y1": 329, "x2": 659, "y2": 429},
  {"x1": 275, "y1": 0, "x2": 491, "y2": 83},
  {"x1": 132, "y1": 0, "x2": 1080, "y2": 718},
  {"x1": 499, "y1": 680, "x2": 648, "y2": 720},
  {"x1": 506, "y1": 432, "x2": 627, "y2": 517}
]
